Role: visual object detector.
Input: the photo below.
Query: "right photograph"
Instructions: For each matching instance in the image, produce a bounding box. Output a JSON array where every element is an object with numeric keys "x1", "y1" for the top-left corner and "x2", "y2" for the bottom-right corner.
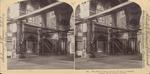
[{"x1": 75, "y1": 0, "x2": 142, "y2": 69}]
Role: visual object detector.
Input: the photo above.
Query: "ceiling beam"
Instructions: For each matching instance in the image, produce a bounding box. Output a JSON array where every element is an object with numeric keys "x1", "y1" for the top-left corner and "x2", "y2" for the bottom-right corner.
[
  {"x1": 15, "y1": 2, "x2": 63, "y2": 20},
  {"x1": 94, "y1": 22, "x2": 140, "y2": 31},
  {"x1": 76, "y1": 1, "x2": 133, "y2": 24}
]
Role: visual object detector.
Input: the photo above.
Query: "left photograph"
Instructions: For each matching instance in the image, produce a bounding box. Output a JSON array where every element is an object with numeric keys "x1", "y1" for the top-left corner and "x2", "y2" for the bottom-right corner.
[{"x1": 7, "y1": 0, "x2": 74, "y2": 69}]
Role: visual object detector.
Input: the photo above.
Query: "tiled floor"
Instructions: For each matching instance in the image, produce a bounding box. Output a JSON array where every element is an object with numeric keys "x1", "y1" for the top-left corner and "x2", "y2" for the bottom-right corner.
[
  {"x1": 8, "y1": 55, "x2": 74, "y2": 69},
  {"x1": 8, "y1": 54, "x2": 142, "y2": 69},
  {"x1": 75, "y1": 55, "x2": 142, "y2": 69}
]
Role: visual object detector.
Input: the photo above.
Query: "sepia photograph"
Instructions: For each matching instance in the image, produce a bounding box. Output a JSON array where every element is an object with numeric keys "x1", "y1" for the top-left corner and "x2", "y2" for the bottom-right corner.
[
  {"x1": 3, "y1": 0, "x2": 149, "y2": 71},
  {"x1": 1, "y1": 0, "x2": 150, "y2": 74},
  {"x1": 75, "y1": 0, "x2": 143, "y2": 69},
  {"x1": 7, "y1": 0, "x2": 75, "y2": 69}
]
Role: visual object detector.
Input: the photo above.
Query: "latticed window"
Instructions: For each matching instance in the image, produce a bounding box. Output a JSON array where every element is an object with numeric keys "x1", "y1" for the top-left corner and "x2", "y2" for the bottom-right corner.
[
  {"x1": 116, "y1": 10, "x2": 127, "y2": 29},
  {"x1": 46, "y1": 11, "x2": 56, "y2": 29},
  {"x1": 96, "y1": 3, "x2": 105, "y2": 25},
  {"x1": 95, "y1": 2, "x2": 113, "y2": 26}
]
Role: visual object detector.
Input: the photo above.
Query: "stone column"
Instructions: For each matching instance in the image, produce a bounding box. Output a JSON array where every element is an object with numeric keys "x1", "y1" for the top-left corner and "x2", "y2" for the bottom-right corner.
[
  {"x1": 16, "y1": 21, "x2": 26, "y2": 58},
  {"x1": 82, "y1": 23, "x2": 88, "y2": 58},
  {"x1": 107, "y1": 28, "x2": 111, "y2": 55},
  {"x1": 16, "y1": 21, "x2": 21, "y2": 58},
  {"x1": 80, "y1": 1, "x2": 90, "y2": 58},
  {"x1": 37, "y1": 28, "x2": 41, "y2": 55},
  {"x1": 56, "y1": 32, "x2": 67, "y2": 55}
]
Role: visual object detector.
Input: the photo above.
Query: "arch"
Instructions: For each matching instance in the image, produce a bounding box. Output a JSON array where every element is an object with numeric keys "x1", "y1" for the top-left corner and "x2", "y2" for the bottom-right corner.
[
  {"x1": 75, "y1": 0, "x2": 142, "y2": 32},
  {"x1": 54, "y1": 2, "x2": 73, "y2": 31},
  {"x1": 124, "y1": 2, "x2": 142, "y2": 30},
  {"x1": 75, "y1": 0, "x2": 142, "y2": 56}
]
